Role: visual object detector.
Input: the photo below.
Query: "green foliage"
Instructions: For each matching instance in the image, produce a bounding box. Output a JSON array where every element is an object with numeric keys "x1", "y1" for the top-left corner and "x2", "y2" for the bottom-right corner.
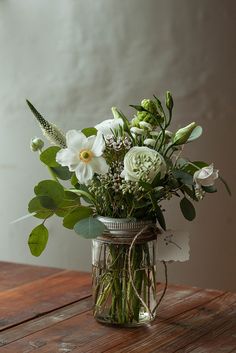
[
  {"x1": 28, "y1": 224, "x2": 49, "y2": 256},
  {"x1": 173, "y1": 170, "x2": 194, "y2": 185},
  {"x1": 63, "y1": 207, "x2": 93, "y2": 229},
  {"x1": 28, "y1": 197, "x2": 54, "y2": 219},
  {"x1": 34, "y1": 180, "x2": 64, "y2": 206},
  {"x1": 82, "y1": 127, "x2": 97, "y2": 137},
  {"x1": 40, "y1": 146, "x2": 60, "y2": 167},
  {"x1": 180, "y1": 197, "x2": 196, "y2": 221},
  {"x1": 74, "y1": 217, "x2": 107, "y2": 239}
]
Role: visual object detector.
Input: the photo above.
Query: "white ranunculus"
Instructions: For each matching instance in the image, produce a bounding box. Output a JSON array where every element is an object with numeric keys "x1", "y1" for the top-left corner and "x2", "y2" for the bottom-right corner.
[
  {"x1": 121, "y1": 146, "x2": 166, "y2": 182},
  {"x1": 193, "y1": 164, "x2": 219, "y2": 187},
  {"x1": 56, "y1": 130, "x2": 109, "y2": 185},
  {"x1": 95, "y1": 118, "x2": 124, "y2": 137}
]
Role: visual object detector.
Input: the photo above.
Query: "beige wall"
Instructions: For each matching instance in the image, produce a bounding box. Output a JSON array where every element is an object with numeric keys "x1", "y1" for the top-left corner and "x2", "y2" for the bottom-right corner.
[{"x1": 0, "y1": 0, "x2": 235, "y2": 291}]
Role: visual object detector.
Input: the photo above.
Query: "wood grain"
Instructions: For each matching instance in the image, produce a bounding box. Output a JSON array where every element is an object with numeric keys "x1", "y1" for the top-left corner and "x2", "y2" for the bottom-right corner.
[{"x1": 0, "y1": 261, "x2": 235, "y2": 353}]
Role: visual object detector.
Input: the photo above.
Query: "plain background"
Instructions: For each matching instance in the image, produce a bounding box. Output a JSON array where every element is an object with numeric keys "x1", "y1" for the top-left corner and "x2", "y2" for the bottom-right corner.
[{"x1": 0, "y1": 0, "x2": 235, "y2": 291}]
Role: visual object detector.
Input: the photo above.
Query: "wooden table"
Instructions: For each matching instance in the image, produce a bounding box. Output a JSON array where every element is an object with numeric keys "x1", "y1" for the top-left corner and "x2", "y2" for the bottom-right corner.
[{"x1": 0, "y1": 262, "x2": 235, "y2": 352}]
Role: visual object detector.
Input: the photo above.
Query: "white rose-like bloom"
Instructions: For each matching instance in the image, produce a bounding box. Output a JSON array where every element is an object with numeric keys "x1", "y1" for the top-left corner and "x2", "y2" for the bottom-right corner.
[
  {"x1": 95, "y1": 118, "x2": 124, "y2": 137},
  {"x1": 56, "y1": 130, "x2": 109, "y2": 185},
  {"x1": 121, "y1": 146, "x2": 166, "y2": 182},
  {"x1": 193, "y1": 164, "x2": 219, "y2": 187}
]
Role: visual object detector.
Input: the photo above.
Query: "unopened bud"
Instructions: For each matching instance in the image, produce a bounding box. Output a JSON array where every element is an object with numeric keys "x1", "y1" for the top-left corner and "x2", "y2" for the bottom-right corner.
[
  {"x1": 165, "y1": 91, "x2": 173, "y2": 111},
  {"x1": 30, "y1": 137, "x2": 44, "y2": 152},
  {"x1": 143, "y1": 138, "x2": 156, "y2": 147},
  {"x1": 173, "y1": 122, "x2": 197, "y2": 145}
]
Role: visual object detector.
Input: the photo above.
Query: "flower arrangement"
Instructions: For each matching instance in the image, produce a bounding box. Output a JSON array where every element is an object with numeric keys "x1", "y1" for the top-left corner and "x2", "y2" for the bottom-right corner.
[{"x1": 26, "y1": 92, "x2": 229, "y2": 325}]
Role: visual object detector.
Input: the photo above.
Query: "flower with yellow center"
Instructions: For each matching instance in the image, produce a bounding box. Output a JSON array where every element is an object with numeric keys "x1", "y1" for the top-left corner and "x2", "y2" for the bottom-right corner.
[{"x1": 56, "y1": 130, "x2": 109, "y2": 185}]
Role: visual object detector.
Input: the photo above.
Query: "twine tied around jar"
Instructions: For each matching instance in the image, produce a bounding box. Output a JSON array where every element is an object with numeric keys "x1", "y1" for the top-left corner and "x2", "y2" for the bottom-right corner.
[{"x1": 127, "y1": 225, "x2": 168, "y2": 319}]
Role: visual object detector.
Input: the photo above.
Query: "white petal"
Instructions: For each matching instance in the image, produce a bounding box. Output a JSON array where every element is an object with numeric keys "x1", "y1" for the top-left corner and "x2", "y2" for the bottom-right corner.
[
  {"x1": 56, "y1": 149, "x2": 78, "y2": 171},
  {"x1": 90, "y1": 157, "x2": 109, "y2": 175},
  {"x1": 91, "y1": 132, "x2": 105, "y2": 157},
  {"x1": 75, "y1": 162, "x2": 94, "y2": 185},
  {"x1": 66, "y1": 130, "x2": 87, "y2": 151}
]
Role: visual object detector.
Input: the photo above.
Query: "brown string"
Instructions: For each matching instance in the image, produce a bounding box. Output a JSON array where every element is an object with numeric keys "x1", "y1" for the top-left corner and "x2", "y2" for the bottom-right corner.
[{"x1": 127, "y1": 225, "x2": 168, "y2": 319}]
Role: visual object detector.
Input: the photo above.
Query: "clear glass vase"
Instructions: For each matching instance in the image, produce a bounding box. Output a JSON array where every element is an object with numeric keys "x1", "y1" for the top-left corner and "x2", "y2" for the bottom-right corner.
[{"x1": 92, "y1": 217, "x2": 157, "y2": 327}]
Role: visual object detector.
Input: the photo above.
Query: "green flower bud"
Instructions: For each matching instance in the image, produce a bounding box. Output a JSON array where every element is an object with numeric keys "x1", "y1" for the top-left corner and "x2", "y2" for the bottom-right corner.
[
  {"x1": 111, "y1": 107, "x2": 122, "y2": 120},
  {"x1": 30, "y1": 137, "x2": 44, "y2": 152},
  {"x1": 173, "y1": 122, "x2": 197, "y2": 145},
  {"x1": 165, "y1": 91, "x2": 173, "y2": 111},
  {"x1": 141, "y1": 99, "x2": 157, "y2": 114}
]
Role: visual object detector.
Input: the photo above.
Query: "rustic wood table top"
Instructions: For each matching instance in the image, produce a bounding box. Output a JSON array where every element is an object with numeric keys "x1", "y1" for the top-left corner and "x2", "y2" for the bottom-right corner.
[{"x1": 0, "y1": 261, "x2": 235, "y2": 353}]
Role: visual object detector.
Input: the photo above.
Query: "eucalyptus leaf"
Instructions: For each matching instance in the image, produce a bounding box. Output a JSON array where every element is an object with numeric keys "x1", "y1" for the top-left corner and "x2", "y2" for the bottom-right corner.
[
  {"x1": 28, "y1": 224, "x2": 48, "y2": 257},
  {"x1": 40, "y1": 146, "x2": 60, "y2": 167},
  {"x1": 180, "y1": 197, "x2": 196, "y2": 221},
  {"x1": 28, "y1": 197, "x2": 53, "y2": 219},
  {"x1": 51, "y1": 166, "x2": 72, "y2": 180},
  {"x1": 74, "y1": 217, "x2": 107, "y2": 239},
  {"x1": 38, "y1": 196, "x2": 57, "y2": 209},
  {"x1": 71, "y1": 174, "x2": 79, "y2": 187},
  {"x1": 63, "y1": 207, "x2": 93, "y2": 229},
  {"x1": 82, "y1": 127, "x2": 97, "y2": 137},
  {"x1": 155, "y1": 204, "x2": 166, "y2": 230},
  {"x1": 34, "y1": 180, "x2": 64, "y2": 206},
  {"x1": 173, "y1": 170, "x2": 194, "y2": 185}
]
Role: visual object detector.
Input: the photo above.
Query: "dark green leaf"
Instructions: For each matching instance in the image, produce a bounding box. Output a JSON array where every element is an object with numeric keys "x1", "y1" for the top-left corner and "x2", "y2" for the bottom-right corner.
[
  {"x1": 180, "y1": 197, "x2": 196, "y2": 221},
  {"x1": 82, "y1": 127, "x2": 97, "y2": 137},
  {"x1": 28, "y1": 224, "x2": 48, "y2": 257},
  {"x1": 151, "y1": 172, "x2": 161, "y2": 187},
  {"x1": 139, "y1": 180, "x2": 152, "y2": 191},
  {"x1": 155, "y1": 204, "x2": 166, "y2": 230},
  {"x1": 182, "y1": 161, "x2": 208, "y2": 175},
  {"x1": 34, "y1": 180, "x2": 64, "y2": 206},
  {"x1": 202, "y1": 185, "x2": 217, "y2": 193},
  {"x1": 181, "y1": 185, "x2": 198, "y2": 201},
  {"x1": 219, "y1": 176, "x2": 231, "y2": 196},
  {"x1": 173, "y1": 170, "x2": 194, "y2": 185},
  {"x1": 51, "y1": 166, "x2": 72, "y2": 180},
  {"x1": 38, "y1": 196, "x2": 57, "y2": 209},
  {"x1": 63, "y1": 207, "x2": 93, "y2": 229},
  {"x1": 40, "y1": 146, "x2": 60, "y2": 167},
  {"x1": 28, "y1": 197, "x2": 53, "y2": 219},
  {"x1": 74, "y1": 217, "x2": 107, "y2": 239},
  {"x1": 129, "y1": 104, "x2": 146, "y2": 112},
  {"x1": 71, "y1": 174, "x2": 79, "y2": 187}
]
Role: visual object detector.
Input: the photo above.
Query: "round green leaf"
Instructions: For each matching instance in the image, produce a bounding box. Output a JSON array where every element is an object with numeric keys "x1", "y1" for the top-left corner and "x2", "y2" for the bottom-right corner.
[
  {"x1": 38, "y1": 196, "x2": 57, "y2": 210},
  {"x1": 63, "y1": 207, "x2": 93, "y2": 229},
  {"x1": 28, "y1": 197, "x2": 53, "y2": 219},
  {"x1": 40, "y1": 146, "x2": 61, "y2": 167},
  {"x1": 51, "y1": 166, "x2": 72, "y2": 180},
  {"x1": 34, "y1": 180, "x2": 64, "y2": 206},
  {"x1": 180, "y1": 197, "x2": 196, "y2": 221},
  {"x1": 28, "y1": 224, "x2": 49, "y2": 257},
  {"x1": 74, "y1": 217, "x2": 107, "y2": 239},
  {"x1": 82, "y1": 127, "x2": 97, "y2": 137}
]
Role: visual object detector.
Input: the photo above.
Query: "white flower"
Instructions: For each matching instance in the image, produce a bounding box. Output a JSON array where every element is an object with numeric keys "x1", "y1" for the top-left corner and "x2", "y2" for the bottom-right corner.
[
  {"x1": 95, "y1": 118, "x2": 123, "y2": 137},
  {"x1": 143, "y1": 138, "x2": 156, "y2": 147},
  {"x1": 139, "y1": 121, "x2": 152, "y2": 130},
  {"x1": 130, "y1": 127, "x2": 145, "y2": 135},
  {"x1": 193, "y1": 164, "x2": 219, "y2": 188},
  {"x1": 56, "y1": 130, "x2": 109, "y2": 185},
  {"x1": 121, "y1": 146, "x2": 166, "y2": 182}
]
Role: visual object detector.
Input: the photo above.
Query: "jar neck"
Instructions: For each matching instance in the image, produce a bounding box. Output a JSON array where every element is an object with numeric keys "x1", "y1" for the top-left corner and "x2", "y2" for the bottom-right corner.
[{"x1": 96, "y1": 216, "x2": 159, "y2": 244}]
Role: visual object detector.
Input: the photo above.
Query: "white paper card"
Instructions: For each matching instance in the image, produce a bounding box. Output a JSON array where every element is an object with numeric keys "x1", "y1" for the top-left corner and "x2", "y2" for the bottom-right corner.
[{"x1": 157, "y1": 229, "x2": 190, "y2": 262}]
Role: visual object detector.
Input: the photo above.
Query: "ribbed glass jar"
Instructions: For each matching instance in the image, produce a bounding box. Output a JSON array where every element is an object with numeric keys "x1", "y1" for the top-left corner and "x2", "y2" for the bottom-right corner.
[{"x1": 92, "y1": 217, "x2": 157, "y2": 326}]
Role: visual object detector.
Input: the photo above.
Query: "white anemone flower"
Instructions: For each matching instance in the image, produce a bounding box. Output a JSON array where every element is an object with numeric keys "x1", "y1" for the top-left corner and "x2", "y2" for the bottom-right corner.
[{"x1": 56, "y1": 130, "x2": 109, "y2": 185}]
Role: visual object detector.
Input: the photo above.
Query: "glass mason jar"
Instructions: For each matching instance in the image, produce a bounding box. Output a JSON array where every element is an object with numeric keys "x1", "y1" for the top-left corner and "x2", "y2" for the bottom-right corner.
[{"x1": 92, "y1": 217, "x2": 158, "y2": 326}]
